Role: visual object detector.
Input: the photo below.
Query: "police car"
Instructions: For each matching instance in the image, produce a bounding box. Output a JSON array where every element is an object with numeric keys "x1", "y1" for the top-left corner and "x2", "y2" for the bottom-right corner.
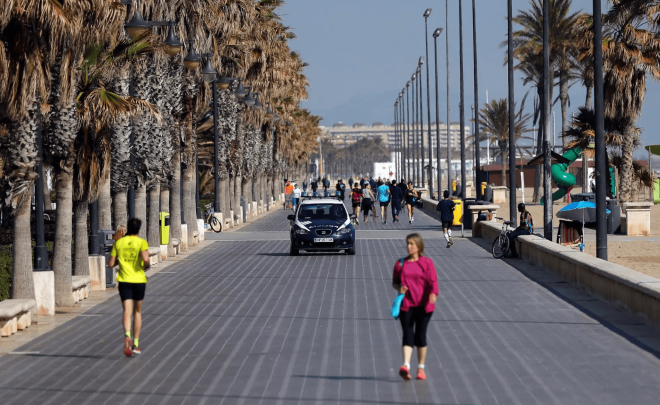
[{"x1": 287, "y1": 196, "x2": 357, "y2": 256}]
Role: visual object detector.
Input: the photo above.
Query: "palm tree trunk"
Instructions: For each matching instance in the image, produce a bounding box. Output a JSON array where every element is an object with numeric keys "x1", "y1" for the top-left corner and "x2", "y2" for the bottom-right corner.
[
  {"x1": 43, "y1": 166, "x2": 52, "y2": 209},
  {"x1": 73, "y1": 200, "x2": 89, "y2": 276},
  {"x1": 98, "y1": 174, "x2": 112, "y2": 230},
  {"x1": 53, "y1": 170, "x2": 74, "y2": 306},
  {"x1": 585, "y1": 86, "x2": 593, "y2": 110},
  {"x1": 135, "y1": 183, "x2": 147, "y2": 240},
  {"x1": 620, "y1": 120, "x2": 637, "y2": 202},
  {"x1": 220, "y1": 176, "x2": 229, "y2": 218},
  {"x1": 501, "y1": 147, "x2": 508, "y2": 188},
  {"x1": 148, "y1": 183, "x2": 160, "y2": 247},
  {"x1": 234, "y1": 173, "x2": 242, "y2": 222},
  {"x1": 560, "y1": 71, "x2": 569, "y2": 149},
  {"x1": 183, "y1": 165, "x2": 198, "y2": 245},
  {"x1": 170, "y1": 150, "x2": 182, "y2": 249},
  {"x1": 12, "y1": 195, "x2": 36, "y2": 301},
  {"x1": 113, "y1": 190, "x2": 128, "y2": 230}
]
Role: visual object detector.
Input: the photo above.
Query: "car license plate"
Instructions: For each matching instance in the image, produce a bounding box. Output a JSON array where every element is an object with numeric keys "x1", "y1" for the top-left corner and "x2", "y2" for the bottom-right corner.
[{"x1": 314, "y1": 238, "x2": 333, "y2": 243}]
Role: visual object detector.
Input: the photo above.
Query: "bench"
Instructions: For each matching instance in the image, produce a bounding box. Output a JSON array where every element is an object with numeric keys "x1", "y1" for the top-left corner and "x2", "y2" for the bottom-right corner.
[
  {"x1": 192, "y1": 230, "x2": 199, "y2": 244},
  {"x1": 148, "y1": 247, "x2": 160, "y2": 266},
  {"x1": 72, "y1": 276, "x2": 92, "y2": 304},
  {"x1": 172, "y1": 238, "x2": 181, "y2": 255},
  {"x1": 0, "y1": 299, "x2": 36, "y2": 337}
]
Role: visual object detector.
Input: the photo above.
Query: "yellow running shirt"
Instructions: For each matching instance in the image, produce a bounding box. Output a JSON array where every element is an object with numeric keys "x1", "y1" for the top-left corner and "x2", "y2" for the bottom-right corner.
[{"x1": 110, "y1": 235, "x2": 149, "y2": 283}]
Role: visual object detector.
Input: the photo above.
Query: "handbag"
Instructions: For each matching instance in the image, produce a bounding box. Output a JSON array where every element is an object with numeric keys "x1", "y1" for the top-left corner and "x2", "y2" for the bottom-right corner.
[{"x1": 391, "y1": 258, "x2": 406, "y2": 318}]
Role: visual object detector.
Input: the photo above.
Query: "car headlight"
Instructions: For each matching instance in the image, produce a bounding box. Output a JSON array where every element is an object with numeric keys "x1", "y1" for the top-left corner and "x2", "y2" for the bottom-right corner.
[
  {"x1": 336, "y1": 228, "x2": 351, "y2": 235},
  {"x1": 295, "y1": 229, "x2": 309, "y2": 235}
]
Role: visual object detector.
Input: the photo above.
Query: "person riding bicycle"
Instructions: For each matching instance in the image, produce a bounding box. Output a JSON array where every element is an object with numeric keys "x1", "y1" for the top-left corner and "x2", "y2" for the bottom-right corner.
[{"x1": 508, "y1": 203, "x2": 533, "y2": 257}]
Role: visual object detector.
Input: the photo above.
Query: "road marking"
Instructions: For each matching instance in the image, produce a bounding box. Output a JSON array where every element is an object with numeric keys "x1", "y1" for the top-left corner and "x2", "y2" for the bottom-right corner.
[{"x1": 9, "y1": 352, "x2": 40, "y2": 355}]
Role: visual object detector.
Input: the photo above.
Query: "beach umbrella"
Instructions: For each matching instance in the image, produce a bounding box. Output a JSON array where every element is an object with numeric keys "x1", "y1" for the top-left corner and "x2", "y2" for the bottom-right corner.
[{"x1": 557, "y1": 201, "x2": 611, "y2": 239}]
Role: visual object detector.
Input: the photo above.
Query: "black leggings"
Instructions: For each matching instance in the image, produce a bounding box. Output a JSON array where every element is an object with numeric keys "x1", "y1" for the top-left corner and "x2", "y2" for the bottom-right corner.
[{"x1": 399, "y1": 307, "x2": 433, "y2": 347}]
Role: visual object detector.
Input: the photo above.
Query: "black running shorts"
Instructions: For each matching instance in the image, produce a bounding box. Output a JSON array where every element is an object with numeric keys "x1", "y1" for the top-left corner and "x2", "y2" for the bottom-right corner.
[
  {"x1": 442, "y1": 220, "x2": 452, "y2": 229},
  {"x1": 380, "y1": 201, "x2": 389, "y2": 207},
  {"x1": 118, "y1": 282, "x2": 146, "y2": 302}
]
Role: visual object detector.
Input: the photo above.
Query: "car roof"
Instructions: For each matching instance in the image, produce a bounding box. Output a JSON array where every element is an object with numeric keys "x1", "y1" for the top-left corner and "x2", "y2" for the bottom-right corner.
[{"x1": 300, "y1": 198, "x2": 343, "y2": 205}]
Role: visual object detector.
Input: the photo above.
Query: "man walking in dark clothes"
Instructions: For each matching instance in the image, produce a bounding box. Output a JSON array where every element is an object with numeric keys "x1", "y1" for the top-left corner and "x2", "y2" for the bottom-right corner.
[{"x1": 390, "y1": 180, "x2": 404, "y2": 222}]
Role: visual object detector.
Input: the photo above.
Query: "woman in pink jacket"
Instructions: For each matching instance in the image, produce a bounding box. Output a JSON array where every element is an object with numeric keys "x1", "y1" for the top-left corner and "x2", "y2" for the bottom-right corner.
[{"x1": 392, "y1": 233, "x2": 439, "y2": 380}]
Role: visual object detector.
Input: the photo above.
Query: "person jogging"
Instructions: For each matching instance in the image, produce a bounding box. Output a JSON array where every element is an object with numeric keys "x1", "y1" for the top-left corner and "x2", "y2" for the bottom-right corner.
[
  {"x1": 348, "y1": 177, "x2": 354, "y2": 188},
  {"x1": 108, "y1": 217, "x2": 150, "y2": 357},
  {"x1": 405, "y1": 183, "x2": 418, "y2": 223},
  {"x1": 349, "y1": 183, "x2": 362, "y2": 224},
  {"x1": 377, "y1": 181, "x2": 391, "y2": 224},
  {"x1": 436, "y1": 190, "x2": 456, "y2": 248},
  {"x1": 390, "y1": 180, "x2": 404, "y2": 223},
  {"x1": 361, "y1": 184, "x2": 374, "y2": 223},
  {"x1": 336, "y1": 179, "x2": 346, "y2": 200},
  {"x1": 392, "y1": 233, "x2": 439, "y2": 380},
  {"x1": 323, "y1": 178, "x2": 330, "y2": 195}
]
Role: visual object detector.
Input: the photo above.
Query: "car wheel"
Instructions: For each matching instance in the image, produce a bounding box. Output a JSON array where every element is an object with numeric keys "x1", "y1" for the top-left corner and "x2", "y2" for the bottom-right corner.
[
  {"x1": 346, "y1": 247, "x2": 356, "y2": 255},
  {"x1": 290, "y1": 245, "x2": 300, "y2": 256}
]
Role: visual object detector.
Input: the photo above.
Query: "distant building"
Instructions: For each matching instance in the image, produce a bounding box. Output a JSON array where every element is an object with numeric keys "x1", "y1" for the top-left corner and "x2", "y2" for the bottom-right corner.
[{"x1": 320, "y1": 122, "x2": 468, "y2": 150}]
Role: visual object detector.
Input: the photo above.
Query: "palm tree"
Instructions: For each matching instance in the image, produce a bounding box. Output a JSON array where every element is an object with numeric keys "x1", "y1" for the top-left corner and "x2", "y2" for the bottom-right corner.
[
  {"x1": 510, "y1": 0, "x2": 580, "y2": 201},
  {"x1": 474, "y1": 98, "x2": 532, "y2": 188}
]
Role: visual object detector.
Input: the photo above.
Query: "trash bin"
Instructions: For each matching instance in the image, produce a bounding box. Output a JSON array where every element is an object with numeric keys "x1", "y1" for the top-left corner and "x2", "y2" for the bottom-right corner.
[
  {"x1": 452, "y1": 180, "x2": 457, "y2": 192},
  {"x1": 654, "y1": 179, "x2": 660, "y2": 203},
  {"x1": 159, "y1": 212, "x2": 170, "y2": 245},
  {"x1": 606, "y1": 199, "x2": 620, "y2": 234},
  {"x1": 452, "y1": 199, "x2": 463, "y2": 226},
  {"x1": 484, "y1": 185, "x2": 493, "y2": 203},
  {"x1": 481, "y1": 182, "x2": 487, "y2": 196},
  {"x1": 97, "y1": 230, "x2": 116, "y2": 288},
  {"x1": 463, "y1": 198, "x2": 477, "y2": 229}
]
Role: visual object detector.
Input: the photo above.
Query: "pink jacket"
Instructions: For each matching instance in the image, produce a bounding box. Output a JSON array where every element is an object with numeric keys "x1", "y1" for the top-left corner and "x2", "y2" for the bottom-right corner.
[{"x1": 393, "y1": 256, "x2": 439, "y2": 313}]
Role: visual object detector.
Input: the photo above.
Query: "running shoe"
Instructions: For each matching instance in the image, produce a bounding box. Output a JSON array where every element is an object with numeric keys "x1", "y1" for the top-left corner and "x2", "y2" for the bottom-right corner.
[
  {"x1": 356, "y1": 220, "x2": 360, "y2": 225},
  {"x1": 449, "y1": 236, "x2": 453, "y2": 246},
  {"x1": 417, "y1": 368, "x2": 427, "y2": 380},
  {"x1": 132, "y1": 346, "x2": 141, "y2": 355},
  {"x1": 411, "y1": 216, "x2": 414, "y2": 222},
  {"x1": 409, "y1": 219, "x2": 412, "y2": 224},
  {"x1": 364, "y1": 218, "x2": 368, "y2": 223},
  {"x1": 399, "y1": 365, "x2": 411, "y2": 380},
  {"x1": 446, "y1": 242, "x2": 451, "y2": 248},
  {"x1": 123, "y1": 337, "x2": 133, "y2": 357}
]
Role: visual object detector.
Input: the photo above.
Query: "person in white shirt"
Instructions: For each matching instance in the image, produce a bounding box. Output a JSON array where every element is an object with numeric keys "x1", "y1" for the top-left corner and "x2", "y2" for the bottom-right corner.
[{"x1": 291, "y1": 184, "x2": 302, "y2": 210}]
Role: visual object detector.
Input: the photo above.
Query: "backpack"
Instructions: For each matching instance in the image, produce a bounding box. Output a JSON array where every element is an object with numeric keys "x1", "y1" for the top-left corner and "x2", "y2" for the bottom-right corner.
[{"x1": 351, "y1": 191, "x2": 361, "y2": 203}]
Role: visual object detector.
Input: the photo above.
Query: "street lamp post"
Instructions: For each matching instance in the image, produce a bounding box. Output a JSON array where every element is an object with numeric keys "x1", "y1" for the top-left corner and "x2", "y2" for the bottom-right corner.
[
  {"x1": 459, "y1": 0, "x2": 467, "y2": 202},
  {"x1": 433, "y1": 28, "x2": 443, "y2": 198},
  {"x1": 507, "y1": 0, "x2": 518, "y2": 227},
  {"x1": 406, "y1": 81, "x2": 411, "y2": 183},
  {"x1": 411, "y1": 72, "x2": 417, "y2": 185},
  {"x1": 542, "y1": 0, "x2": 552, "y2": 240},
  {"x1": 472, "y1": 0, "x2": 482, "y2": 200},
  {"x1": 446, "y1": 0, "x2": 452, "y2": 195},
  {"x1": 417, "y1": 64, "x2": 424, "y2": 189},
  {"x1": 593, "y1": 0, "x2": 608, "y2": 259},
  {"x1": 424, "y1": 9, "x2": 434, "y2": 197}
]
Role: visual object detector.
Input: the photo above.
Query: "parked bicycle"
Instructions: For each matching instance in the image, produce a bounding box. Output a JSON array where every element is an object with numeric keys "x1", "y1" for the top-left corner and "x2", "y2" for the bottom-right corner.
[
  {"x1": 492, "y1": 217, "x2": 514, "y2": 259},
  {"x1": 204, "y1": 203, "x2": 222, "y2": 233}
]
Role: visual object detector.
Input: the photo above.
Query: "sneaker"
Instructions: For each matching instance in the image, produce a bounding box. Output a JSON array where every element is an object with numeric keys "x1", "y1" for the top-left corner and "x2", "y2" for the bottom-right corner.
[
  {"x1": 411, "y1": 216, "x2": 414, "y2": 222},
  {"x1": 356, "y1": 220, "x2": 360, "y2": 225},
  {"x1": 132, "y1": 346, "x2": 141, "y2": 355},
  {"x1": 364, "y1": 218, "x2": 368, "y2": 223},
  {"x1": 449, "y1": 236, "x2": 453, "y2": 246},
  {"x1": 123, "y1": 337, "x2": 133, "y2": 357},
  {"x1": 409, "y1": 219, "x2": 412, "y2": 224},
  {"x1": 447, "y1": 242, "x2": 451, "y2": 248},
  {"x1": 399, "y1": 365, "x2": 411, "y2": 380},
  {"x1": 417, "y1": 368, "x2": 427, "y2": 380}
]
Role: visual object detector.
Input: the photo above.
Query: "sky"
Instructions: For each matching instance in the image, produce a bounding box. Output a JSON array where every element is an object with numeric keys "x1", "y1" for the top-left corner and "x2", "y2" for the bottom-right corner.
[{"x1": 279, "y1": 0, "x2": 660, "y2": 158}]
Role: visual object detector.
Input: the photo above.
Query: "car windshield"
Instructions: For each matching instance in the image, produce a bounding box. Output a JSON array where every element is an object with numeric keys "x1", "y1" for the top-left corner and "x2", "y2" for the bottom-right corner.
[{"x1": 297, "y1": 204, "x2": 347, "y2": 221}]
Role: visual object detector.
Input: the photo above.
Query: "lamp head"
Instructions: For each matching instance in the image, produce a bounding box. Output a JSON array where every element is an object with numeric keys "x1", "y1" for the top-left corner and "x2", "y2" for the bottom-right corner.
[
  {"x1": 216, "y1": 76, "x2": 233, "y2": 90},
  {"x1": 234, "y1": 79, "x2": 247, "y2": 98},
  {"x1": 424, "y1": 8, "x2": 432, "y2": 17},
  {"x1": 433, "y1": 28, "x2": 443, "y2": 38},
  {"x1": 163, "y1": 22, "x2": 183, "y2": 56},
  {"x1": 125, "y1": 7, "x2": 151, "y2": 39},
  {"x1": 252, "y1": 93, "x2": 263, "y2": 110},
  {"x1": 200, "y1": 55, "x2": 217, "y2": 83},
  {"x1": 244, "y1": 87, "x2": 255, "y2": 106},
  {"x1": 265, "y1": 102, "x2": 274, "y2": 118},
  {"x1": 406, "y1": 81, "x2": 410, "y2": 88},
  {"x1": 418, "y1": 57, "x2": 424, "y2": 66},
  {"x1": 183, "y1": 40, "x2": 201, "y2": 70}
]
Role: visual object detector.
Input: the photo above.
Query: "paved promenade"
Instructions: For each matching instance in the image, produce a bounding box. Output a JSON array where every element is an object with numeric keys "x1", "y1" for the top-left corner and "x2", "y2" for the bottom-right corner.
[{"x1": 2, "y1": 208, "x2": 660, "y2": 404}]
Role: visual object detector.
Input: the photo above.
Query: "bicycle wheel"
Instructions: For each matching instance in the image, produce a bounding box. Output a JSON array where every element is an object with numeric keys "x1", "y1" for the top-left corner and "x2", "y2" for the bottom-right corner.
[
  {"x1": 209, "y1": 216, "x2": 222, "y2": 233},
  {"x1": 492, "y1": 235, "x2": 509, "y2": 259}
]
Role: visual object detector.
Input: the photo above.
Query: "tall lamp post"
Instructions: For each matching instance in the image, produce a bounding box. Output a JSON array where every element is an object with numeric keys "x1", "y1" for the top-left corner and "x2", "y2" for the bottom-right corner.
[
  {"x1": 446, "y1": 0, "x2": 452, "y2": 195},
  {"x1": 542, "y1": 0, "x2": 552, "y2": 240},
  {"x1": 433, "y1": 28, "x2": 443, "y2": 197},
  {"x1": 472, "y1": 0, "x2": 482, "y2": 200},
  {"x1": 411, "y1": 72, "x2": 417, "y2": 185},
  {"x1": 507, "y1": 0, "x2": 518, "y2": 226},
  {"x1": 458, "y1": 0, "x2": 467, "y2": 203},
  {"x1": 417, "y1": 63, "x2": 424, "y2": 189},
  {"x1": 406, "y1": 81, "x2": 411, "y2": 183},
  {"x1": 593, "y1": 0, "x2": 608, "y2": 259},
  {"x1": 423, "y1": 9, "x2": 434, "y2": 197}
]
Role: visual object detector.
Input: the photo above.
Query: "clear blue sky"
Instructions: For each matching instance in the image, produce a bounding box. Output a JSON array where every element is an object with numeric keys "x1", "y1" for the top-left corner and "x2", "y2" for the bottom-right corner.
[{"x1": 279, "y1": 0, "x2": 660, "y2": 156}]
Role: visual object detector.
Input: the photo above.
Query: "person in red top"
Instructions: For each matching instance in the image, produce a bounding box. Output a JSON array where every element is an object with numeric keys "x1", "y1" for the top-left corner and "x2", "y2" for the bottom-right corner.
[{"x1": 392, "y1": 233, "x2": 439, "y2": 380}]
